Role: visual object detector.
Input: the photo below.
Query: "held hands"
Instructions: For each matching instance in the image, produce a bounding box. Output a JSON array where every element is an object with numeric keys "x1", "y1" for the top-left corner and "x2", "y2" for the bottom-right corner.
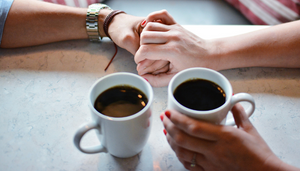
[
  {"x1": 160, "y1": 104, "x2": 284, "y2": 171},
  {"x1": 108, "y1": 10, "x2": 217, "y2": 88},
  {"x1": 135, "y1": 10, "x2": 218, "y2": 87}
]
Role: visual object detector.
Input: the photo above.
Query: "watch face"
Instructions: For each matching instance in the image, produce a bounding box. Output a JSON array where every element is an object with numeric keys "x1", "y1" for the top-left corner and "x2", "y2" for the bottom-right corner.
[{"x1": 89, "y1": 4, "x2": 110, "y2": 12}]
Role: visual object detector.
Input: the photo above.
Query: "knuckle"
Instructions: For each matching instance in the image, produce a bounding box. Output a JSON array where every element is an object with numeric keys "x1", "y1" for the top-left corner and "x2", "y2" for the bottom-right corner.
[
  {"x1": 140, "y1": 31, "x2": 150, "y2": 40},
  {"x1": 173, "y1": 133, "x2": 186, "y2": 146},
  {"x1": 160, "y1": 9, "x2": 168, "y2": 15},
  {"x1": 188, "y1": 124, "x2": 201, "y2": 135},
  {"x1": 140, "y1": 32, "x2": 146, "y2": 39},
  {"x1": 169, "y1": 32, "x2": 181, "y2": 41},
  {"x1": 144, "y1": 22, "x2": 156, "y2": 30}
]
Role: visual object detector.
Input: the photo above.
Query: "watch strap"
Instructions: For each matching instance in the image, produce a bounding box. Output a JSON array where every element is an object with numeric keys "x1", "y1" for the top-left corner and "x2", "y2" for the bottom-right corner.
[{"x1": 86, "y1": 4, "x2": 111, "y2": 42}]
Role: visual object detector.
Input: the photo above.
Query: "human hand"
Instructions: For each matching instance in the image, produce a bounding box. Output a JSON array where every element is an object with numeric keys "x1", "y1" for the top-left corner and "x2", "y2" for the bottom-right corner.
[
  {"x1": 134, "y1": 10, "x2": 177, "y2": 78},
  {"x1": 135, "y1": 10, "x2": 217, "y2": 87},
  {"x1": 160, "y1": 104, "x2": 285, "y2": 171},
  {"x1": 107, "y1": 11, "x2": 171, "y2": 75},
  {"x1": 109, "y1": 13, "x2": 144, "y2": 55}
]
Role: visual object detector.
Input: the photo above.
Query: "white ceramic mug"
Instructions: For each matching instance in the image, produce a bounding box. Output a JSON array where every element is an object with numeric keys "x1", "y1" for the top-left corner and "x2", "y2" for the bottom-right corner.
[
  {"x1": 74, "y1": 72, "x2": 153, "y2": 158},
  {"x1": 167, "y1": 67, "x2": 255, "y2": 125}
]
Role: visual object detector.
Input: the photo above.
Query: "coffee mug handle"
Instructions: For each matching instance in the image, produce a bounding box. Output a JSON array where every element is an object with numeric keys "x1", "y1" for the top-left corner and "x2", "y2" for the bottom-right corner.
[
  {"x1": 73, "y1": 122, "x2": 107, "y2": 154},
  {"x1": 226, "y1": 93, "x2": 256, "y2": 126}
]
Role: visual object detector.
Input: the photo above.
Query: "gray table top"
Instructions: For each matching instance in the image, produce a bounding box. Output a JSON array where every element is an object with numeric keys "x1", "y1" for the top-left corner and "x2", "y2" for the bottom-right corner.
[{"x1": 1, "y1": 25, "x2": 299, "y2": 171}]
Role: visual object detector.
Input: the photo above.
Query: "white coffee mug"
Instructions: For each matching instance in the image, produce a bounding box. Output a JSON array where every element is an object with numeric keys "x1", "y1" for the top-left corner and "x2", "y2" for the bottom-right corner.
[
  {"x1": 74, "y1": 72, "x2": 153, "y2": 158},
  {"x1": 167, "y1": 67, "x2": 255, "y2": 125}
]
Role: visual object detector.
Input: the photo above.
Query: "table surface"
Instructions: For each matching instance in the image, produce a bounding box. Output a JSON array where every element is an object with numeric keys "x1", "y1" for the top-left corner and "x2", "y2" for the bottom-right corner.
[{"x1": 1, "y1": 25, "x2": 300, "y2": 171}]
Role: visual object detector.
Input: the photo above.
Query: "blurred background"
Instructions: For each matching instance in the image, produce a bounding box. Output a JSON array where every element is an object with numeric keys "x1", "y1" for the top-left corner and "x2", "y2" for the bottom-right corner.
[
  {"x1": 41, "y1": 0, "x2": 252, "y2": 25},
  {"x1": 104, "y1": 0, "x2": 252, "y2": 25}
]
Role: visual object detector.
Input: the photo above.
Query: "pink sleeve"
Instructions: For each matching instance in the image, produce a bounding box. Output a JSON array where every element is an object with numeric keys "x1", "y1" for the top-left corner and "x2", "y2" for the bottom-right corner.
[
  {"x1": 42, "y1": 0, "x2": 100, "y2": 7},
  {"x1": 224, "y1": 0, "x2": 300, "y2": 25}
]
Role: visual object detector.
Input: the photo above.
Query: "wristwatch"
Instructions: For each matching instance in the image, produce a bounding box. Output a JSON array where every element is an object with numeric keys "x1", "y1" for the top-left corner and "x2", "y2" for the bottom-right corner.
[{"x1": 86, "y1": 4, "x2": 111, "y2": 42}]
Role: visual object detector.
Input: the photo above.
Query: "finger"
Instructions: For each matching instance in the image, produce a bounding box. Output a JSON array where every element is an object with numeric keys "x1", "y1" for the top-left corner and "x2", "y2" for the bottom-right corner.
[
  {"x1": 167, "y1": 137, "x2": 206, "y2": 168},
  {"x1": 140, "y1": 22, "x2": 174, "y2": 45},
  {"x1": 165, "y1": 109, "x2": 221, "y2": 141},
  {"x1": 141, "y1": 73, "x2": 175, "y2": 87},
  {"x1": 134, "y1": 44, "x2": 171, "y2": 64},
  {"x1": 178, "y1": 158, "x2": 204, "y2": 171},
  {"x1": 137, "y1": 18, "x2": 146, "y2": 36},
  {"x1": 137, "y1": 60, "x2": 169, "y2": 75},
  {"x1": 163, "y1": 114, "x2": 214, "y2": 154},
  {"x1": 151, "y1": 63, "x2": 169, "y2": 75},
  {"x1": 143, "y1": 9, "x2": 177, "y2": 26},
  {"x1": 143, "y1": 22, "x2": 170, "y2": 32},
  {"x1": 139, "y1": 18, "x2": 168, "y2": 34},
  {"x1": 136, "y1": 59, "x2": 155, "y2": 74},
  {"x1": 140, "y1": 30, "x2": 169, "y2": 44},
  {"x1": 231, "y1": 103, "x2": 254, "y2": 130}
]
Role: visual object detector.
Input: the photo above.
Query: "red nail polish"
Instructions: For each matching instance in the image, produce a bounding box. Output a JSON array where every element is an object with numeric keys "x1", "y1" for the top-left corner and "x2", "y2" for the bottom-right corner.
[
  {"x1": 143, "y1": 77, "x2": 148, "y2": 82},
  {"x1": 160, "y1": 114, "x2": 164, "y2": 121},
  {"x1": 141, "y1": 20, "x2": 146, "y2": 26},
  {"x1": 165, "y1": 111, "x2": 171, "y2": 119},
  {"x1": 163, "y1": 129, "x2": 167, "y2": 135}
]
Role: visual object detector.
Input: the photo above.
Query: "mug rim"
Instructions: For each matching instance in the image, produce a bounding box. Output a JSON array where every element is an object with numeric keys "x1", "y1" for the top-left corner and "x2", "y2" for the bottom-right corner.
[
  {"x1": 168, "y1": 67, "x2": 232, "y2": 115},
  {"x1": 88, "y1": 72, "x2": 153, "y2": 121}
]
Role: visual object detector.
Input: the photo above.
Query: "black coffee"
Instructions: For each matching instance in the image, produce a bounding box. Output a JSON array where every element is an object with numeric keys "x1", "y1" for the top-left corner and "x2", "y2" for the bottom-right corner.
[
  {"x1": 94, "y1": 85, "x2": 148, "y2": 117},
  {"x1": 173, "y1": 79, "x2": 226, "y2": 111}
]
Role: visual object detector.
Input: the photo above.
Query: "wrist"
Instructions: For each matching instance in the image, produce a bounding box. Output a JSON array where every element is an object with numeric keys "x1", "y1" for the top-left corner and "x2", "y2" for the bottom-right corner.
[
  {"x1": 208, "y1": 37, "x2": 243, "y2": 71},
  {"x1": 97, "y1": 8, "x2": 113, "y2": 38},
  {"x1": 103, "y1": 10, "x2": 126, "y2": 39},
  {"x1": 204, "y1": 39, "x2": 227, "y2": 71}
]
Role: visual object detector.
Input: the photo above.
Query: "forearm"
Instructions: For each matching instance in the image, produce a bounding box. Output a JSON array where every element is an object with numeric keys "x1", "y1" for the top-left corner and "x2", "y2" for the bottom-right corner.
[
  {"x1": 0, "y1": 0, "x2": 111, "y2": 48},
  {"x1": 212, "y1": 20, "x2": 300, "y2": 70}
]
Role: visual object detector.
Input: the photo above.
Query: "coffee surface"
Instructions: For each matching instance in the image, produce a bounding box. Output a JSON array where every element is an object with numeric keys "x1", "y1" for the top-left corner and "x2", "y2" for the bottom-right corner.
[
  {"x1": 173, "y1": 79, "x2": 226, "y2": 111},
  {"x1": 94, "y1": 85, "x2": 148, "y2": 117}
]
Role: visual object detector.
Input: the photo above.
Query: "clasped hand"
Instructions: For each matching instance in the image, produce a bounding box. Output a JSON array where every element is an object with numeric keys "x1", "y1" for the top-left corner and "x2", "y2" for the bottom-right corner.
[
  {"x1": 134, "y1": 10, "x2": 219, "y2": 87},
  {"x1": 110, "y1": 10, "x2": 217, "y2": 88}
]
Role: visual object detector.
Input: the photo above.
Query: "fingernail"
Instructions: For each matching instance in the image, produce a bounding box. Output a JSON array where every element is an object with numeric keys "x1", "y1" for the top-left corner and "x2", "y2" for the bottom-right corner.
[
  {"x1": 163, "y1": 129, "x2": 167, "y2": 135},
  {"x1": 160, "y1": 114, "x2": 164, "y2": 121},
  {"x1": 143, "y1": 77, "x2": 148, "y2": 82},
  {"x1": 165, "y1": 111, "x2": 171, "y2": 119},
  {"x1": 141, "y1": 20, "x2": 147, "y2": 27}
]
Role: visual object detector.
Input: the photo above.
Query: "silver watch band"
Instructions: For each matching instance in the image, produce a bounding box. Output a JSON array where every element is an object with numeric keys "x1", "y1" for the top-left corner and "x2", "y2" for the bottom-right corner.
[{"x1": 86, "y1": 4, "x2": 111, "y2": 42}]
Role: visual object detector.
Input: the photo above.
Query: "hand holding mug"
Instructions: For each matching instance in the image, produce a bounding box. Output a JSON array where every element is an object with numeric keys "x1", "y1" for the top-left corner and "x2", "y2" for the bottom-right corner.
[
  {"x1": 161, "y1": 105, "x2": 283, "y2": 171},
  {"x1": 160, "y1": 67, "x2": 288, "y2": 170}
]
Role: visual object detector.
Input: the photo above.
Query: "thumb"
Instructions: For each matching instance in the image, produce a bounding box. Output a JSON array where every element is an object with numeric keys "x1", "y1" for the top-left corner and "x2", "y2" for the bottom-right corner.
[
  {"x1": 142, "y1": 9, "x2": 177, "y2": 27},
  {"x1": 231, "y1": 103, "x2": 254, "y2": 130}
]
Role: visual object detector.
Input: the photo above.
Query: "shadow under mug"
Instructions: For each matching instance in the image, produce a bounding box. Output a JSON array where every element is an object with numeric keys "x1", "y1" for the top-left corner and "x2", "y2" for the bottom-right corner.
[
  {"x1": 167, "y1": 67, "x2": 255, "y2": 125},
  {"x1": 74, "y1": 72, "x2": 153, "y2": 158}
]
